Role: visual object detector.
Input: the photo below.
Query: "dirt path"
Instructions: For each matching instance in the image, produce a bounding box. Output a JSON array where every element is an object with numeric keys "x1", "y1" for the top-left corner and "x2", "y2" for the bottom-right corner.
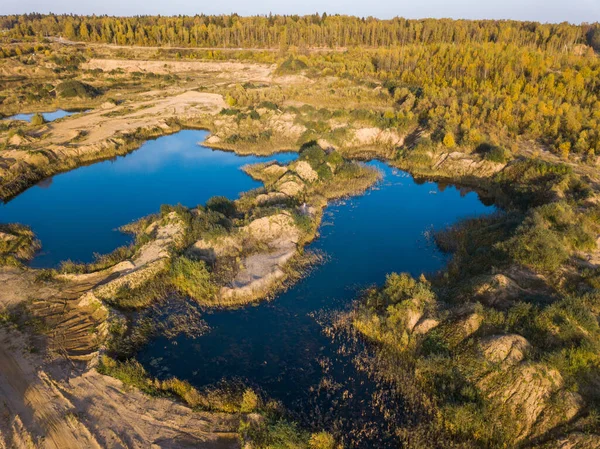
[{"x1": 49, "y1": 36, "x2": 347, "y2": 53}]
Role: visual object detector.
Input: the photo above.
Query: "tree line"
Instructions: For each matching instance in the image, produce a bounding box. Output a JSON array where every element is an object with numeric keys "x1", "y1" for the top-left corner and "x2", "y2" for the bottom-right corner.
[{"x1": 2, "y1": 13, "x2": 599, "y2": 52}]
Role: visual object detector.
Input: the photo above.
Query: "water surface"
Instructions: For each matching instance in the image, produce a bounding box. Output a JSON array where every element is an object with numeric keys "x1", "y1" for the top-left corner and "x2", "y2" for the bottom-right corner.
[
  {"x1": 0, "y1": 130, "x2": 295, "y2": 267},
  {"x1": 138, "y1": 161, "x2": 495, "y2": 447},
  {"x1": 2, "y1": 127, "x2": 495, "y2": 446},
  {"x1": 4, "y1": 109, "x2": 78, "y2": 122}
]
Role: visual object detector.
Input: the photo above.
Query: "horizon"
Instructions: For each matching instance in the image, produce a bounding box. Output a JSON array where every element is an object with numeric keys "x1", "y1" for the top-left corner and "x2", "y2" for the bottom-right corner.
[{"x1": 3, "y1": 0, "x2": 600, "y2": 26}]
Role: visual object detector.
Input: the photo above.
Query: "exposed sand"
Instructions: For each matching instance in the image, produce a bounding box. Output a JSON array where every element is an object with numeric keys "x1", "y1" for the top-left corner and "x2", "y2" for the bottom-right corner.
[
  {"x1": 45, "y1": 91, "x2": 225, "y2": 147},
  {"x1": 83, "y1": 58, "x2": 274, "y2": 83},
  {"x1": 0, "y1": 327, "x2": 239, "y2": 449}
]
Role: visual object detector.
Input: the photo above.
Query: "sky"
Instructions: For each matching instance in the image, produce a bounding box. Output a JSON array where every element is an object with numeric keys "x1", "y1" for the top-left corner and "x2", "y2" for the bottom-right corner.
[{"x1": 2, "y1": 0, "x2": 600, "y2": 24}]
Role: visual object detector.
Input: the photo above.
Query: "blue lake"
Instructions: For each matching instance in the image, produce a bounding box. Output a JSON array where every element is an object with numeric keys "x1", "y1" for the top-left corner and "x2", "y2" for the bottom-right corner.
[
  {"x1": 0, "y1": 130, "x2": 296, "y2": 267},
  {"x1": 4, "y1": 109, "x2": 78, "y2": 122},
  {"x1": 1, "y1": 128, "x2": 495, "y2": 447}
]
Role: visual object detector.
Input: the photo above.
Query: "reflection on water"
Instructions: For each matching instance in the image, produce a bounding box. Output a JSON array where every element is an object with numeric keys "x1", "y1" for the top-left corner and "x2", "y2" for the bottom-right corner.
[
  {"x1": 138, "y1": 162, "x2": 496, "y2": 447},
  {"x1": 36, "y1": 177, "x2": 54, "y2": 189},
  {"x1": 0, "y1": 130, "x2": 296, "y2": 268}
]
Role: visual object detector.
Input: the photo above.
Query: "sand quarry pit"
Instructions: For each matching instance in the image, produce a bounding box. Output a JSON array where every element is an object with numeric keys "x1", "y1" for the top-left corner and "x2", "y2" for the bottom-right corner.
[
  {"x1": 45, "y1": 91, "x2": 226, "y2": 147},
  {"x1": 83, "y1": 58, "x2": 275, "y2": 83}
]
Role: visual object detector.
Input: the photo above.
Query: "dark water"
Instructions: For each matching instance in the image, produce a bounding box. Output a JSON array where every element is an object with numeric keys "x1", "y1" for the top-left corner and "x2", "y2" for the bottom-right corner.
[
  {"x1": 137, "y1": 159, "x2": 495, "y2": 445},
  {"x1": 4, "y1": 109, "x2": 77, "y2": 122},
  {"x1": 0, "y1": 130, "x2": 296, "y2": 267},
  {"x1": 2, "y1": 127, "x2": 494, "y2": 445}
]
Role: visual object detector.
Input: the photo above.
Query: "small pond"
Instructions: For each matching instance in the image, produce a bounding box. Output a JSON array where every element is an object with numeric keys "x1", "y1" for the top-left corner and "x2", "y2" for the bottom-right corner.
[{"x1": 3, "y1": 109, "x2": 79, "y2": 123}]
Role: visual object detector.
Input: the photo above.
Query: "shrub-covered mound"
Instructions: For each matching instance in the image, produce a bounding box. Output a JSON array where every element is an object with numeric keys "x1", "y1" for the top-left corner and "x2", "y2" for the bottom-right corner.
[{"x1": 56, "y1": 80, "x2": 99, "y2": 98}]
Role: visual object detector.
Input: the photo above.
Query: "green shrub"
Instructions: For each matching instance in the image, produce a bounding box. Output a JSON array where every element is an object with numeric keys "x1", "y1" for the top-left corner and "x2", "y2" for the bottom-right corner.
[
  {"x1": 501, "y1": 202, "x2": 598, "y2": 272},
  {"x1": 170, "y1": 256, "x2": 217, "y2": 301},
  {"x1": 97, "y1": 356, "x2": 153, "y2": 393},
  {"x1": 220, "y1": 108, "x2": 240, "y2": 116},
  {"x1": 299, "y1": 144, "x2": 326, "y2": 169},
  {"x1": 502, "y1": 225, "x2": 568, "y2": 272},
  {"x1": 30, "y1": 112, "x2": 46, "y2": 126},
  {"x1": 205, "y1": 196, "x2": 237, "y2": 218},
  {"x1": 56, "y1": 80, "x2": 99, "y2": 98},
  {"x1": 276, "y1": 57, "x2": 308, "y2": 74},
  {"x1": 258, "y1": 101, "x2": 279, "y2": 110},
  {"x1": 316, "y1": 164, "x2": 333, "y2": 181},
  {"x1": 325, "y1": 151, "x2": 344, "y2": 169},
  {"x1": 477, "y1": 143, "x2": 510, "y2": 163}
]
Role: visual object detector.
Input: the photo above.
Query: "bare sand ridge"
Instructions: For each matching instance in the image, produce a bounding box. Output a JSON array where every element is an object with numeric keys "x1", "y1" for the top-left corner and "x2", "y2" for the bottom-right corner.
[
  {"x1": 45, "y1": 91, "x2": 225, "y2": 147},
  {"x1": 0, "y1": 328, "x2": 239, "y2": 449}
]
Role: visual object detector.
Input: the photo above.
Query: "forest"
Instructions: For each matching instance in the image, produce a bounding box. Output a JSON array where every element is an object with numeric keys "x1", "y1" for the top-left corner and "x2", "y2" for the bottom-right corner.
[
  {"x1": 2, "y1": 13, "x2": 599, "y2": 52},
  {"x1": 2, "y1": 14, "x2": 600, "y2": 161}
]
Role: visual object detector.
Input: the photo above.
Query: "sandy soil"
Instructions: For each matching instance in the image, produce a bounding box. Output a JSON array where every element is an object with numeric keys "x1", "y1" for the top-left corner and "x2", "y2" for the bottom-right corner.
[
  {"x1": 45, "y1": 91, "x2": 225, "y2": 147},
  {"x1": 0, "y1": 327, "x2": 239, "y2": 449},
  {"x1": 83, "y1": 58, "x2": 274, "y2": 83}
]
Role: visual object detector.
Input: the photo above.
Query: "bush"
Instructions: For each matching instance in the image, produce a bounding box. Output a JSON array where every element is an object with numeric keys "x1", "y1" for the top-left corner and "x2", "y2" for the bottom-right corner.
[
  {"x1": 325, "y1": 151, "x2": 344, "y2": 169},
  {"x1": 170, "y1": 256, "x2": 217, "y2": 301},
  {"x1": 299, "y1": 144, "x2": 326, "y2": 169},
  {"x1": 97, "y1": 356, "x2": 153, "y2": 393},
  {"x1": 309, "y1": 432, "x2": 336, "y2": 449},
  {"x1": 161, "y1": 378, "x2": 204, "y2": 407},
  {"x1": 220, "y1": 108, "x2": 240, "y2": 116},
  {"x1": 502, "y1": 225, "x2": 568, "y2": 272},
  {"x1": 240, "y1": 388, "x2": 260, "y2": 413},
  {"x1": 206, "y1": 196, "x2": 236, "y2": 218},
  {"x1": 56, "y1": 80, "x2": 99, "y2": 98},
  {"x1": 30, "y1": 112, "x2": 46, "y2": 126},
  {"x1": 501, "y1": 202, "x2": 598, "y2": 272},
  {"x1": 276, "y1": 57, "x2": 308, "y2": 74},
  {"x1": 258, "y1": 101, "x2": 279, "y2": 110},
  {"x1": 477, "y1": 143, "x2": 510, "y2": 163},
  {"x1": 316, "y1": 164, "x2": 333, "y2": 180}
]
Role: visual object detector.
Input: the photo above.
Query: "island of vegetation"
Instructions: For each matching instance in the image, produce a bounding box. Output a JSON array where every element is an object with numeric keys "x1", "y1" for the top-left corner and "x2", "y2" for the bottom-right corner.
[{"x1": 0, "y1": 12, "x2": 600, "y2": 449}]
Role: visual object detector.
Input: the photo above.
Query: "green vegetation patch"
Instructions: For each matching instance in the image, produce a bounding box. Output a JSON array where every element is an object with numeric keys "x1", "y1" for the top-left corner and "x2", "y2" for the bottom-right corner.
[
  {"x1": 276, "y1": 57, "x2": 308, "y2": 75},
  {"x1": 170, "y1": 256, "x2": 218, "y2": 302},
  {"x1": 56, "y1": 80, "x2": 100, "y2": 98}
]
